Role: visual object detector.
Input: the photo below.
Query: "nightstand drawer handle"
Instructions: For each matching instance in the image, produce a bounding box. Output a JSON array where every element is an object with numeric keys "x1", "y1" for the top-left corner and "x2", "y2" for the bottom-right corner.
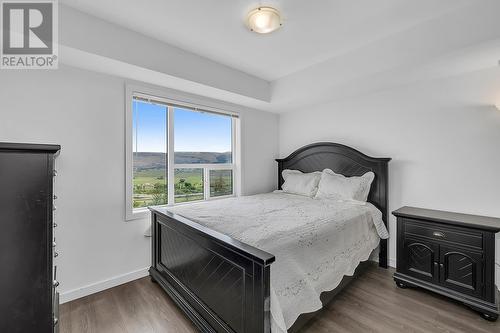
[{"x1": 433, "y1": 231, "x2": 445, "y2": 238}]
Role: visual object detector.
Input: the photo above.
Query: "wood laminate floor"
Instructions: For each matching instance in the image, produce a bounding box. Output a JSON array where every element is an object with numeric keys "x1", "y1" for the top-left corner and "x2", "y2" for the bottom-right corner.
[{"x1": 60, "y1": 264, "x2": 499, "y2": 333}]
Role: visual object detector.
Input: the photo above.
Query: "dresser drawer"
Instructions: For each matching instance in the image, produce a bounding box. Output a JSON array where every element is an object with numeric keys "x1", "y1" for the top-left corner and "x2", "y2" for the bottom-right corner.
[{"x1": 403, "y1": 218, "x2": 483, "y2": 250}]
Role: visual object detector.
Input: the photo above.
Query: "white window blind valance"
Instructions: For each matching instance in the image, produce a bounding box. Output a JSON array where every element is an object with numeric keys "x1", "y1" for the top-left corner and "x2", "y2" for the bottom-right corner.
[{"x1": 132, "y1": 95, "x2": 239, "y2": 118}]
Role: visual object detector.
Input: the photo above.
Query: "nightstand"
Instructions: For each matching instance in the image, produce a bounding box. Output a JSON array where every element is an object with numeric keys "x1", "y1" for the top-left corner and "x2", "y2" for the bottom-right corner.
[{"x1": 393, "y1": 206, "x2": 500, "y2": 321}]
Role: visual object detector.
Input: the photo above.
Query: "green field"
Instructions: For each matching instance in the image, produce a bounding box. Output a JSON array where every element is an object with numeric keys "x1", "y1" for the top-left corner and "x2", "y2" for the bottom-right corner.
[
  {"x1": 133, "y1": 168, "x2": 232, "y2": 208},
  {"x1": 133, "y1": 168, "x2": 167, "y2": 208},
  {"x1": 133, "y1": 168, "x2": 166, "y2": 185}
]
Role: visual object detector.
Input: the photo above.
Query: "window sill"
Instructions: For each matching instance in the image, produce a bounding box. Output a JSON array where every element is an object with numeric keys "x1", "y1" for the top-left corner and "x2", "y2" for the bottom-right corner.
[
  {"x1": 126, "y1": 208, "x2": 150, "y2": 221},
  {"x1": 126, "y1": 195, "x2": 236, "y2": 221}
]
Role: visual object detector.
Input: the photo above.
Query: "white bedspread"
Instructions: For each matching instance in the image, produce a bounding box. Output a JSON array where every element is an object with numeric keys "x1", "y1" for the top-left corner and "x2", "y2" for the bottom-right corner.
[{"x1": 166, "y1": 192, "x2": 389, "y2": 332}]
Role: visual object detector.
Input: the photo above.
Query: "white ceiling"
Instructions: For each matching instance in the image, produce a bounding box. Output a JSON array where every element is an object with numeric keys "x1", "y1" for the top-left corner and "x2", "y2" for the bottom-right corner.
[{"x1": 60, "y1": 0, "x2": 473, "y2": 81}]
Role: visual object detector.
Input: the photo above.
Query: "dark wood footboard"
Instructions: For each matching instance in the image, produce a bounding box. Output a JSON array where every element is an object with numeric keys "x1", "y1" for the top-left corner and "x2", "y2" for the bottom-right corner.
[{"x1": 150, "y1": 207, "x2": 275, "y2": 333}]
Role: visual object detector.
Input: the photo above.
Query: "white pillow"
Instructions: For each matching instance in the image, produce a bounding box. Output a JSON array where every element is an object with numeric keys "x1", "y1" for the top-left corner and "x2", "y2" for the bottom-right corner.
[
  {"x1": 281, "y1": 169, "x2": 321, "y2": 197},
  {"x1": 315, "y1": 168, "x2": 375, "y2": 202}
]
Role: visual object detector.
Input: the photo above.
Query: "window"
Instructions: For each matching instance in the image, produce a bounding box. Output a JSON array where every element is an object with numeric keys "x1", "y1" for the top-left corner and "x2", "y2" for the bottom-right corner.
[
  {"x1": 132, "y1": 99, "x2": 167, "y2": 209},
  {"x1": 126, "y1": 89, "x2": 239, "y2": 219}
]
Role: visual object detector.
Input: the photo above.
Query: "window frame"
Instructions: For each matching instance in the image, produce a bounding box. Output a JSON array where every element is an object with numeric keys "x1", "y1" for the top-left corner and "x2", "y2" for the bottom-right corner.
[{"x1": 125, "y1": 85, "x2": 241, "y2": 221}]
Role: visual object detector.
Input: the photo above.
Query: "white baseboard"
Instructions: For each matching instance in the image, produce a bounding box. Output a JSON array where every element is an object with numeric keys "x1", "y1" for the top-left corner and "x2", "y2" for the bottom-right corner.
[
  {"x1": 388, "y1": 258, "x2": 396, "y2": 268},
  {"x1": 59, "y1": 267, "x2": 149, "y2": 304}
]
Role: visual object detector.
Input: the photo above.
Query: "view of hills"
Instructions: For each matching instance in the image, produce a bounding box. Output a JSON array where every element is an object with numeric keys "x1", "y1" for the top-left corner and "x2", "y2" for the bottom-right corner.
[{"x1": 133, "y1": 152, "x2": 231, "y2": 169}]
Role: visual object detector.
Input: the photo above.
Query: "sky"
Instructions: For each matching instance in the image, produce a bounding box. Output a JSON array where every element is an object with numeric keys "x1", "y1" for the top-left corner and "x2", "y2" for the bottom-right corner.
[{"x1": 132, "y1": 99, "x2": 232, "y2": 153}]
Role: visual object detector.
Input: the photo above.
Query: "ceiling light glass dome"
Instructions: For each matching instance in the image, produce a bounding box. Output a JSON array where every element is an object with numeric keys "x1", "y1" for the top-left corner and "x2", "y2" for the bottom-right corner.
[{"x1": 247, "y1": 7, "x2": 282, "y2": 34}]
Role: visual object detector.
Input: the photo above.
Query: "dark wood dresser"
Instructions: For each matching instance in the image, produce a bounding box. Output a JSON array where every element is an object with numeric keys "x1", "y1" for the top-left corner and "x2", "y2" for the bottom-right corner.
[
  {"x1": 393, "y1": 206, "x2": 500, "y2": 321},
  {"x1": 0, "y1": 143, "x2": 61, "y2": 333}
]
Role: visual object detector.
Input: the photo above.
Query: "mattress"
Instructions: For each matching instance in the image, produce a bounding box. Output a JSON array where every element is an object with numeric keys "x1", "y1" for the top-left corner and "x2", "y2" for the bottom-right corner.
[{"x1": 166, "y1": 191, "x2": 389, "y2": 332}]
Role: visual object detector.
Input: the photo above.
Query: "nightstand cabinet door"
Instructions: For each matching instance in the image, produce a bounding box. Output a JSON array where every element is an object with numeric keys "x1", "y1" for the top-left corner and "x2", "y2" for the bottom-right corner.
[
  {"x1": 439, "y1": 245, "x2": 483, "y2": 298},
  {"x1": 401, "y1": 237, "x2": 439, "y2": 283}
]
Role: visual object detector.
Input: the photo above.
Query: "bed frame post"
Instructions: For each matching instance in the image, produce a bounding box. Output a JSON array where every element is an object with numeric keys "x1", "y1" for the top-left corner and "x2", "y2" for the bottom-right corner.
[{"x1": 378, "y1": 161, "x2": 389, "y2": 268}]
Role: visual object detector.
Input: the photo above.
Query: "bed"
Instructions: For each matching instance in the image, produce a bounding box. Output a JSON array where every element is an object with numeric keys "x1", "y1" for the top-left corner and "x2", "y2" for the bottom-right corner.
[{"x1": 149, "y1": 142, "x2": 391, "y2": 332}]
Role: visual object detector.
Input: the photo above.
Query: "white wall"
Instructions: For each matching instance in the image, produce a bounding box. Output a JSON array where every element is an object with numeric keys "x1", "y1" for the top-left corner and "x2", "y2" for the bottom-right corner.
[
  {"x1": 279, "y1": 68, "x2": 500, "y2": 284},
  {"x1": 0, "y1": 65, "x2": 278, "y2": 302}
]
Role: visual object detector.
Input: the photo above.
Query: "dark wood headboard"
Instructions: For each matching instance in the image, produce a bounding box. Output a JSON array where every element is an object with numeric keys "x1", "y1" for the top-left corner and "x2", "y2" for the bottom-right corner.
[{"x1": 276, "y1": 142, "x2": 391, "y2": 268}]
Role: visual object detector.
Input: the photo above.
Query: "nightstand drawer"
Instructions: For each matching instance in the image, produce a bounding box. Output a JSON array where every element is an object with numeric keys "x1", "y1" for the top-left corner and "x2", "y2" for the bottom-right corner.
[{"x1": 404, "y1": 218, "x2": 483, "y2": 250}]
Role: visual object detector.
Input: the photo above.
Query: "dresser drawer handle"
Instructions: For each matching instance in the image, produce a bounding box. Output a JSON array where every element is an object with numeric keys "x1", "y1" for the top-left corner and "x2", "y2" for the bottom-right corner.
[{"x1": 433, "y1": 231, "x2": 445, "y2": 238}]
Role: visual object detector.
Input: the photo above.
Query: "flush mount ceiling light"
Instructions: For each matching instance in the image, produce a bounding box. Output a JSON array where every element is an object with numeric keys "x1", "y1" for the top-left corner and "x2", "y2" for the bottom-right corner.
[{"x1": 247, "y1": 7, "x2": 282, "y2": 34}]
